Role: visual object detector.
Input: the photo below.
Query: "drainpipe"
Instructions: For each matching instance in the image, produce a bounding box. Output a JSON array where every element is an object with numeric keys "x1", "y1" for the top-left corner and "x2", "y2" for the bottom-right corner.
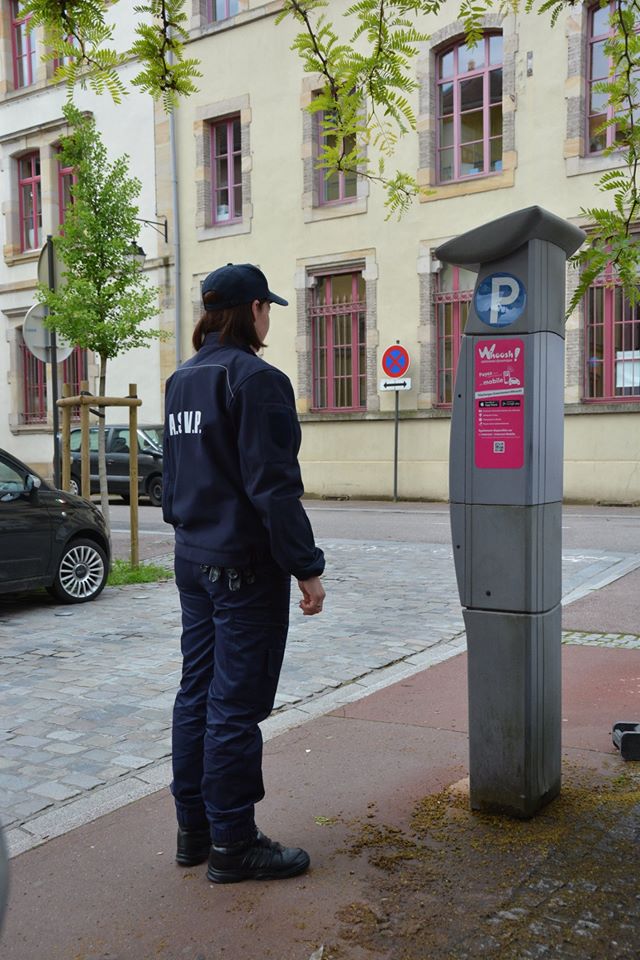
[{"x1": 169, "y1": 103, "x2": 182, "y2": 367}]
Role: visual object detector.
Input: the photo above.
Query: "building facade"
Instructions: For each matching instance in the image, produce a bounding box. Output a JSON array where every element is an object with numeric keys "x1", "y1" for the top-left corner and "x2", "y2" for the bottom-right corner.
[
  {"x1": 0, "y1": 5, "x2": 170, "y2": 476},
  {"x1": 152, "y1": 0, "x2": 639, "y2": 504},
  {"x1": 2, "y1": 1, "x2": 637, "y2": 503}
]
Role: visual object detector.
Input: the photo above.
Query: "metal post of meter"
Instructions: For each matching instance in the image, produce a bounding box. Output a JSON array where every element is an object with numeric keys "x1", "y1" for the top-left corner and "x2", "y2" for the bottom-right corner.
[
  {"x1": 436, "y1": 206, "x2": 585, "y2": 819},
  {"x1": 47, "y1": 236, "x2": 61, "y2": 489}
]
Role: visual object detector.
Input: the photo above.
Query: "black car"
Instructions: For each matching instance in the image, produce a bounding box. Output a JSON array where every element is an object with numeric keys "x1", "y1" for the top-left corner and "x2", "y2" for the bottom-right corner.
[
  {"x1": 0, "y1": 449, "x2": 110, "y2": 604},
  {"x1": 69, "y1": 424, "x2": 163, "y2": 507}
]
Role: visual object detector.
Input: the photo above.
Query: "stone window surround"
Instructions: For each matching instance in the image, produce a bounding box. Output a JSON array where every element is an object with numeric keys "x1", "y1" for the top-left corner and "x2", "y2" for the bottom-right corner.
[
  {"x1": 1, "y1": 116, "x2": 72, "y2": 265},
  {"x1": 300, "y1": 75, "x2": 370, "y2": 224},
  {"x1": 293, "y1": 251, "x2": 379, "y2": 415},
  {"x1": 564, "y1": 3, "x2": 626, "y2": 178},
  {"x1": 416, "y1": 14, "x2": 518, "y2": 202},
  {"x1": 194, "y1": 94, "x2": 253, "y2": 241}
]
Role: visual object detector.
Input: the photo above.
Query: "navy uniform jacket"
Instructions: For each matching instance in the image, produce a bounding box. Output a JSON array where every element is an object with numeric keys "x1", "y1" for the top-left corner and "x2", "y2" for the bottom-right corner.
[{"x1": 162, "y1": 332, "x2": 325, "y2": 582}]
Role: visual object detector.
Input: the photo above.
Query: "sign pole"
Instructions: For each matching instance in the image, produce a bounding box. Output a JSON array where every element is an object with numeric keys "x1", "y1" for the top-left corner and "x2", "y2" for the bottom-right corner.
[
  {"x1": 46, "y1": 235, "x2": 61, "y2": 489},
  {"x1": 393, "y1": 390, "x2": 399, "y2": 501}
]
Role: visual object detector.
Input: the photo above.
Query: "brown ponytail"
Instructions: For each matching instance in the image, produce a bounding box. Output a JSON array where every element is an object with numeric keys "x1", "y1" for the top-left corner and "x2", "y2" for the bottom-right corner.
[{"x1": 192, "y1": 291, "x2": 266, "y2": 353}]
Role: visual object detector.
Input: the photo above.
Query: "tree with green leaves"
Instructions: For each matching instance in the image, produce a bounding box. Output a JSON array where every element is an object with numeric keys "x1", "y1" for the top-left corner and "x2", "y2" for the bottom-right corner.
[
  {"x1": 37, "y1": 103, "x2": 161, "y2": 532},
  {"x1": 22, "y1": 0, "x2": 640, "y2": 308}
]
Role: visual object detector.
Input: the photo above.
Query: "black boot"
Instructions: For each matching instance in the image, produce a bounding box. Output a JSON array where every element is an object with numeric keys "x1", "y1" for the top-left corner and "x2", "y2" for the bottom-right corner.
[
  {"x1": 207, "y1": 830, "x2": 310, "y2": 883},
  {"x1": 176, "y1": 826, "x2": 211, "y2": 866}
]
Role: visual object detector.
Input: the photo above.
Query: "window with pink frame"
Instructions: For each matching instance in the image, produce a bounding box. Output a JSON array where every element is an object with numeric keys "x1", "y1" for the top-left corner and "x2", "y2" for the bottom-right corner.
[
  {"x1": 18, "y1": 152, "x2": 42, "y2": 252},
  {"x1": 19, "y1": 332, "x2": 47, "y2": 424},
  {"x1": 206, "y1": 0, "x2": 239, "y2": 22},
  {"x1": 436, "y1": 32, "x2": 503, "y2": 183},
  {"x1": 585, "y1": 262, "x2": 640, "y2": 400},
  {"x1": 315, "y1": 111, "x2": 358, "y2": 205},
  {"x1": 434, "y1": 264, "x2": 475, "y2": 405},
  {"x1": 310, "y1": 272, "x2": 366, "y2": 412},
  {"x1": 11, "y1": 1, "x2": 37, "y2": 88},
  {"x1": 210, "y1": 116, "x2": 242, "y2": 224},
  {"x1": 586, "y1": 2, "x2": 639, "y2": 153}
]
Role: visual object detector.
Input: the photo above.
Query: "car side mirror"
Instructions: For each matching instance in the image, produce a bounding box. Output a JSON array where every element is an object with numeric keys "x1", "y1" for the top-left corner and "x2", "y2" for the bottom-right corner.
[{"x1": 25, "y1": 474, "x2": 42, "y2": 496}]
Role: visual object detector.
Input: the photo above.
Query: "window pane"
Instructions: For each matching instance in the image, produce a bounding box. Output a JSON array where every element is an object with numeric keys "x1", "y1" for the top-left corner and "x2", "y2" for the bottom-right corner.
[
  {"x1": 357, "y1": 275, "x2": 366, "y2": 300},
  {"x1": 232, "y1": 118, "x2": 241, "y2": 151},
  {"x1": 216, "y1": 157, "x2": 229, "y2": 189},
  {"x1": 490, "y1": 106, "x2": 502, "y2": 137},
  {"x1": 439, "y1": 82, "x2": 454, "y2": 116},
  {"x1": 19, "y1": 156, "x2": 32, "y2": 179},
  {"x1": 215, "y1": 189, "x2": 230, "y2": 220},
  {"x1": 489, "y1": 34, "x2": 503, "y2": 66},
  {"x1": 439, "y1": 50, "x2": 454, "y2": 79},
  {"x1": 589, "y1": 114, "x2": 607, "y2": 152},
  {"x1": 591, "y1": 40, "x2": 608, "y2": 81},
  {"x1": 589, "y1": 85, "x2": 608, "y2": 114},
  {"x1": 439, "y1": 148, "x2": 454, "y2": 182},
  {"x1": 459, "y1": 42, "x2": 485, "y2": 73},
  {"x1": 490, "y1": 137, "x2": 503, "y2": 171},
  {"x1": 439, "y1": 116, "x2": 454, "y2": 148},
  {"x1": 316, "y1": 277, "x2": 329, "y2": 306},
  {"x1": 489, "y1": 68, "x2": 502, "y2": 104},
  {"x1": 344, "y1": 167, "x2": 357, "y2": 197},
  {"x1": 214, "y1": 124, "x2": 228, "y2": 156},
  {"x1": 460, "y1": 76, "x2": 483, "y2": 112},
  {"x1": 324, "y1": 171, "x2": 340, "y2": 202},
  {"x1": 592, "y1": 6, "x2": 610, "y2": 37},
  {"x1": 460, "y1": 142, "x2": 484, "y2": 176},
  {"x1": 331, "y1": 273, "x2": 354, "y2": 303},
  {"x1": 460, "y1": 109, "x2": 483, "y2": 144},
  {"x1": 233, "y1": 186, "x2": 242, "y2": 216},
  {"x1": 233, "y1": 154, "x2": 242, "y2": 186}
]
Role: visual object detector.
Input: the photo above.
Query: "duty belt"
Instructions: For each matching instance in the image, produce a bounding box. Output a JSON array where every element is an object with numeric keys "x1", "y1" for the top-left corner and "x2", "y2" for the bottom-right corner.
[{"x1": 199, "y1": 564, "x2": 256, "y2": 591}]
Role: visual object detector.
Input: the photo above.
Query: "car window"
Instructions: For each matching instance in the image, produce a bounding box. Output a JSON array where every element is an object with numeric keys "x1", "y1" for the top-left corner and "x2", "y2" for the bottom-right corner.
[
  {"x1": 0, "y1": 459, "x2": 25, "y2": 500},
  {"x1": 142, "y1": 427, "x2": 163, "y2": 448},
  {"x1": 70, "y1": 428, "x2": 99, "y2": 452}
]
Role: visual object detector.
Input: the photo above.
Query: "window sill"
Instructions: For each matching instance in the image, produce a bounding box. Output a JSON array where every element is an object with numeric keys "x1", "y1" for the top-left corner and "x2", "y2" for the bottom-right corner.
[
  {"x1": 9, "y1": 422, "x2": 52, "y2": 436},
  {"x1": 304, "y1": 196, "x2": 367, "y2": 223},
  {"x1": 418, "y1": 166, "x2": 515, "y2": 202},
  {"x1": 3, "y1": 249, "x2": 40, "y2": 268},
  {"x1": 565, "y1": 151, "x2": 625, "y2": 179},
  {"x1": 566, "y1": 400, "x2": 640, "y2": 414},
  {"x1": 197, "y1": 217, "x2": 251, "y2": 241}
]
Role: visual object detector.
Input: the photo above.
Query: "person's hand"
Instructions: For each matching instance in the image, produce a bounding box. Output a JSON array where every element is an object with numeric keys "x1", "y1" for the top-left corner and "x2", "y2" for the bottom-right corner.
[{"x1": 297, "y1": 576, "x2": 325, "y2": 616}]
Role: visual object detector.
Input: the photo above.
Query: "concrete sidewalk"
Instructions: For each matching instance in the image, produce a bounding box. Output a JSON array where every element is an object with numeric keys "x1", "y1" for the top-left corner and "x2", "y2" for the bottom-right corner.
[{"x1": 1, "y1": 566, "x2": 639, "y2": 960}]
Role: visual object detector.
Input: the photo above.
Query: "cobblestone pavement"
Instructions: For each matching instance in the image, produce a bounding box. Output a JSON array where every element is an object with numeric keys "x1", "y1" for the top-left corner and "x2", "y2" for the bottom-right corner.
[{"x1": 1, "y1": 540, "x2": 639, "y2": 856}]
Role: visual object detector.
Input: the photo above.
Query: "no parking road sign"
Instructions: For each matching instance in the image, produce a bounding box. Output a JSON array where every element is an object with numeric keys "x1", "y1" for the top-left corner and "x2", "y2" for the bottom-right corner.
[{"x1": 382, "y1": 343, "x2": 410, "y2": 379}]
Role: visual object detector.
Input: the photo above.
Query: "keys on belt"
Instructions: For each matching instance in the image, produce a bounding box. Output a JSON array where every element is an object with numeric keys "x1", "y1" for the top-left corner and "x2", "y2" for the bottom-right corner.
[{"x1": 199, "y1": 564, "x2": 256, "y2": 590}]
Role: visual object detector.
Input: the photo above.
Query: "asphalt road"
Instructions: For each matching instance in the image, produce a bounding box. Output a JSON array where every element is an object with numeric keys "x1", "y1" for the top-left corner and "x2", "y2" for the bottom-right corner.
[{"x1": 107, "y1": 499, "x2": 640, "y2": 562}]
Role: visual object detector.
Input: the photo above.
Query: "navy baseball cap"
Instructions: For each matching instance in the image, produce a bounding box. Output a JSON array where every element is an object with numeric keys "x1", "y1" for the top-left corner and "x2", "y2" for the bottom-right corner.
[{"x1": 202, "y1": 263, "x2": 288, "y2": 311}]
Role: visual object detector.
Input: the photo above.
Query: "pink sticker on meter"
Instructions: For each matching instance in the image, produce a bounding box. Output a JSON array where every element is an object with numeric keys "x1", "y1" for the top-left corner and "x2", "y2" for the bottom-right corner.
[{"x1": 474, "y1": 338, "x2": 525, "y2": 470}]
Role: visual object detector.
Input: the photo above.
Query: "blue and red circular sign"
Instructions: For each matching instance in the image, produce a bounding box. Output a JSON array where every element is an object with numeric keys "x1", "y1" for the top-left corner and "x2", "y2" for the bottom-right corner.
[{"x1": 382, "y1": 344, "x2": 410, "y2": 378}]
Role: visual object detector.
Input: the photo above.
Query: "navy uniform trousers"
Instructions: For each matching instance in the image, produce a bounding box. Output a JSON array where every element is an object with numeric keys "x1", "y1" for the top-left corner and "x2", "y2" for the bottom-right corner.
[{"x1": 172, "y1": 554, "x2": 290, "y2": 845}]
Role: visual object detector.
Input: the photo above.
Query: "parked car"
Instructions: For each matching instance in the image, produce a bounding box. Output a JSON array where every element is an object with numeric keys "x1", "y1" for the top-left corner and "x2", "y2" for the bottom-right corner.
[
  {"x1": 69, "y1": 424, "x2": 163, "y2": 506},
  {"x1": 0, "y1": 449, "x2": 110, "y2": 603}
]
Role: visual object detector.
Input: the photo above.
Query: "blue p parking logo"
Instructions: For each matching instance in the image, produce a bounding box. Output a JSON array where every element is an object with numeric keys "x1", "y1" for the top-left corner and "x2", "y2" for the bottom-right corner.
[{"x1": 474, "y1": 273, "x2": 526, "y2": 327}]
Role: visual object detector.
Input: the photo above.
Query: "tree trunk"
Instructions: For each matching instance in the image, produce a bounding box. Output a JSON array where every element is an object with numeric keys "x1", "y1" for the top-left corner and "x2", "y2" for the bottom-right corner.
[{"x1": 98, "y1": 354, "x2": 111, "y2": 539}]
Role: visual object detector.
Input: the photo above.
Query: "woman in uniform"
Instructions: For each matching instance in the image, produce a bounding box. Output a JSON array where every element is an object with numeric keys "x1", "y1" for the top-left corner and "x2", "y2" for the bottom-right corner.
[{"x1": 163, "y1": 262, "x2": 325, "y2": 883}]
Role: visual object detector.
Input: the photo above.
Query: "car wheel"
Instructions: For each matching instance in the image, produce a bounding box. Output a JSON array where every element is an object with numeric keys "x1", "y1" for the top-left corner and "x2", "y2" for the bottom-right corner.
[
  {"x1": 69, "y1": 475, "x2": 80, "y2": 496},
  {"x1": 47, "y1": 538, "x2": 108, "y2": 604},
  {"x1": 147, "y1": 475, "x2": 162, "y2": 508}
]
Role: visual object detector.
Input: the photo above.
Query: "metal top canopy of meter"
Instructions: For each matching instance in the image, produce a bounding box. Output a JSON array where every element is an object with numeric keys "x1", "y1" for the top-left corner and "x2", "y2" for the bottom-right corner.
[{"x1": 435, "y1": 205, "x2": 585, "y2": 272}]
